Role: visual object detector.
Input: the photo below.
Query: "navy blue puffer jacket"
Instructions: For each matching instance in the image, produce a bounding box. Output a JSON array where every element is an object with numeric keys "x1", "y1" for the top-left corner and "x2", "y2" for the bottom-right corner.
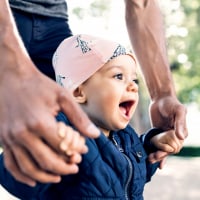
[{"x1": 0, "y1": 112, "x2": 159, "y2": 200}]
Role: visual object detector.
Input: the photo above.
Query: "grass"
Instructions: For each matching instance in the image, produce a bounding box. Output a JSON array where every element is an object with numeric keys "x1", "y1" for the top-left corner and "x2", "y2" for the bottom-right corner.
[
  {"x1": 1, "y1": 146, "x2": 200, "y2": 157},
  {"x1": 173, "y1": 146, "x2": 200, "y2": 157}
]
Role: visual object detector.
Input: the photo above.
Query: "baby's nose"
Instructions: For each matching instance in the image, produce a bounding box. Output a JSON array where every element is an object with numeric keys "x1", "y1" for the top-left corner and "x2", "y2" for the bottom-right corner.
[{"x1": 127, "y1": 81, "x2": 138, "y2": 92}]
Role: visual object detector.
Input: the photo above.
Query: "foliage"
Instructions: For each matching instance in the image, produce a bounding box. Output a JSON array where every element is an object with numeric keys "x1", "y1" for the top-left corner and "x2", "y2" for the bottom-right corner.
[
  {"x1": 161, "y1": 0, "x2": 200, "y2": 107},
  {"x1": 174, "y1": 146, "x2": 200, "y2": 157},
  {"x1": 71, "y1": 0, "x2": 111, "y2": 19}
]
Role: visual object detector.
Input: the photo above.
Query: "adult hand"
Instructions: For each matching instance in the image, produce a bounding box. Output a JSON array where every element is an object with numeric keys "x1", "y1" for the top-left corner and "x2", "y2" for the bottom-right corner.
[
  {"x1": 0, "y1": 2, "x2": 99, "y2": 186},
  {"x1": 150, "y1": 95, "x2": 188, "y2": 140},
  {"x1": 0, "y1": 54, "x2": 99, "y2": 187},
  {"x1": 147, "y1": 95, "x2": 187, "y2": 170},
  {"x1": 124, "y1": 0, "x2": 188, "y2": 140},
  {"x1": 148, "y1": 151, "x2": 168, "y2": 169}
]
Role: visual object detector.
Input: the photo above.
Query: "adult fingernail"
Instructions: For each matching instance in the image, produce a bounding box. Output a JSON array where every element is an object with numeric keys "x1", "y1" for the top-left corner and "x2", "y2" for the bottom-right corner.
[{"x1": 86, "y1": 124, "x2": 100, "y2": 138}]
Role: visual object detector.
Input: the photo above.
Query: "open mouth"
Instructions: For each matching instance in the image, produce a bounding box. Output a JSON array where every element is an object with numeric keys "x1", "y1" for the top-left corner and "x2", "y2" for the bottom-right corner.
[{"x1": 119, "y1": 100, "x2": 134, "y2": 118}]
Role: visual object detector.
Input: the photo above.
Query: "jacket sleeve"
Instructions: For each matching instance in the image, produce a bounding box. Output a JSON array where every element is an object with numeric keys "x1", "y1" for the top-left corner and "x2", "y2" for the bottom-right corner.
[
  {"x1": 140, "y1": 127, "x2": 164, "y2": 154},
  {"x1": 139, "y1": 128, "x2": 164, "y2": 182}
]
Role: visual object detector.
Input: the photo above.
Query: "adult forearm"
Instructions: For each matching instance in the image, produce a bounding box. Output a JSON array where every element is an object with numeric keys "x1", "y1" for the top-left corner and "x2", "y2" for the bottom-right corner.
[
  {"x1": 0, "y1": 0, "x2": 35, "y2": 73},
  {"x1": 125, "y1": 0, "x2": 176, "y2": 101}
]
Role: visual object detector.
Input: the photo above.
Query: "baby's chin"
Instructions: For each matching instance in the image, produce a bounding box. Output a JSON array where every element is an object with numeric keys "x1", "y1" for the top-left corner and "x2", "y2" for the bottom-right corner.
[
  {"x1": 97, "y1": 120, "x2": 130, "y2": 135},
  {"x1": 111, "y1": 122, "x2": 129, "y2": 131}
]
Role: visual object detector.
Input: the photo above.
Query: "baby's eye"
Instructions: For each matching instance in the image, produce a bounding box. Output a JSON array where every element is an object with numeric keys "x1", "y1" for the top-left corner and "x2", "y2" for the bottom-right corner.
[
  {"x1": 114, "y1": 73, "x2": 123, "y2": 80},
  {"x1": 133, "y1": 79, "x2": 139, "y2": 85}
]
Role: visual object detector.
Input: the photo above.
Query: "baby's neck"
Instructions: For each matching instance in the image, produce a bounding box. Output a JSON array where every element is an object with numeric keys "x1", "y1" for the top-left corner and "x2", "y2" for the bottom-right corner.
[{"x1": 98, "y1": 127, "x2": 110, "y2": 137}]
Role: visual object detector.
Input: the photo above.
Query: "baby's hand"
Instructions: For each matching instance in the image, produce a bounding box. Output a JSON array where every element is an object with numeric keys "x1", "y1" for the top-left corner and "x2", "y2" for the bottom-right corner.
[
  {"x1": 57, "y1": 122, "x2": 88, "y2": 164},
  {"x1": 148, "y1": 130, "x2": 184, "y2": 169},
  {"x1": 150, "y1": 130, "x2": 184, "y2": 154}
]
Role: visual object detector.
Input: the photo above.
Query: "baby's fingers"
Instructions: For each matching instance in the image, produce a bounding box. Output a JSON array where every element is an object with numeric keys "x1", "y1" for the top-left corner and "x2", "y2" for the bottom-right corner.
[
  {"x1": 68, "y1": 153, "x2": 82, "y2": 164},
  {"x1": 65, "y1": 132, "x2": 88, "y2": 156},
  {"x1": 156, "y1": 142, "x2": 174, "y2": 153},
  {"x1": 170, "y1": 139, "x2": 184, "y2": 154},
  {"x1": 58, "y1": 123, "x2": 88, "y2": 156}
]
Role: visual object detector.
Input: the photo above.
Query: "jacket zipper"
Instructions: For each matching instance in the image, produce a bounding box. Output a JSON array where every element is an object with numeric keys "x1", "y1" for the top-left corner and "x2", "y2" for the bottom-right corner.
[
  {"x1": 123, "y1": 154, "x2": 133, "y2": 200},
  {"x1": 111, "y1": 136, "x2": 133, "y2": 200}
]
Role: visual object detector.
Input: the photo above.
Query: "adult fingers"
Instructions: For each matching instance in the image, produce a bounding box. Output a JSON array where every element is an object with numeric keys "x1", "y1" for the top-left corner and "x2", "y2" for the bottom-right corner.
[
  {"x1": 28, "y1": 113, "x2": 88, "y2": 158},
  {"x1": 158, "y1": 158, "x2": 167, "y2": 169},
  {"x1": 16, "y1": 129, "x2": 80, "y2": 176},
  {"x1": 174, "y1": 105, "x2": 188, "y2": 140},
  {"x1": 3, "y1": 116, "x2": 80, "y2": 182},
  {"x1": 3, "y1": 146, "x2": 37, "y2": 187},
  {"x1": 3, "y1": 144, "x2": 66, "y2": 186},
  {"x1": 148, "y1": 151, "x2": 168, "y2": 164}
]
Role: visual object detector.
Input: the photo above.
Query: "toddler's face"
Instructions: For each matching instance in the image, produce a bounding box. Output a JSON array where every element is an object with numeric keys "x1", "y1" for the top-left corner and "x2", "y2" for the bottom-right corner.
[{"x1": 79, "y1": 55, "x2": 139, "y2": 135}]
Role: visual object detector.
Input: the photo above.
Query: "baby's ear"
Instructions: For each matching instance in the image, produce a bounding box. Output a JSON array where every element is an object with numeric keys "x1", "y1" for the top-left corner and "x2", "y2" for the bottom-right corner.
[{"x1": 73, "y1": 85, "x2": 87, "y2": 104}]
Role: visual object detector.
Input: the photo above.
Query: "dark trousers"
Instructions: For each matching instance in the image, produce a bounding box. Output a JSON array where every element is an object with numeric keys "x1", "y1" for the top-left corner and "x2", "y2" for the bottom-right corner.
[{"x1": 11, "y1": 8, "x2": 73, "y2": 80}]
